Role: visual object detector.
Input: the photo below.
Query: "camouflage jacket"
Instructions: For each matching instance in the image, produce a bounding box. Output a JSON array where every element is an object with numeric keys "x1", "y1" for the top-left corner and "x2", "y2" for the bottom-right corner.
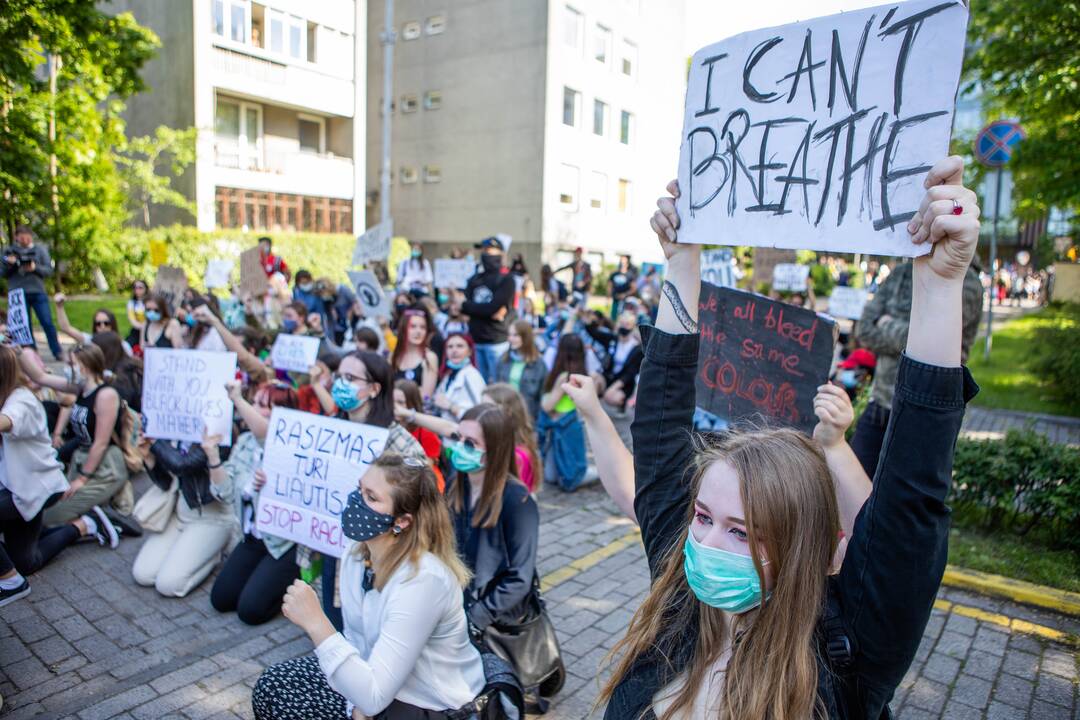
[{"x1": 856, "y1": 261, "x2": 983, "y2": 408}]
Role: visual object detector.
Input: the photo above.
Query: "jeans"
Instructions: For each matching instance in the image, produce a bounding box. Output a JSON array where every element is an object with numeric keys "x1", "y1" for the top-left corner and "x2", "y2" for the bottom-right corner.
[
  {"x1": 474, "y1": 342, "x2": 508, "y2": 384},
  {"x1": 211, "y1": 535, "x2": 298, "y2": 626},
  {"x1": 849, "y1": 400, "x2": 891, "y2": 480},
  {"x1": 0, "y1": 491, "x2": 75, "y2": 576},
  {"x1": 24, "y1": 290, "x2": 62, "y2": 358}
]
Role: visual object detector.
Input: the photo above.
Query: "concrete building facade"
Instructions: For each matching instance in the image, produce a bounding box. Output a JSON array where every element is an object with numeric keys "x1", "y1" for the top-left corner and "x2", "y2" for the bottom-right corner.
[
  {"x1": 365, "y1": 0, "x2": 686, "y2": 272},
  {"x1": 110, "y1": 0, "x2": 367, "y2": 234}
]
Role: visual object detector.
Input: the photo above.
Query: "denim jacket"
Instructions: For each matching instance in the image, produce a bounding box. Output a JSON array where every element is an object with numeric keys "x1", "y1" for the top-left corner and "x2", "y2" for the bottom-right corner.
[{"x1": 605, "y1": 326, "x2": 977, "y2": 720}]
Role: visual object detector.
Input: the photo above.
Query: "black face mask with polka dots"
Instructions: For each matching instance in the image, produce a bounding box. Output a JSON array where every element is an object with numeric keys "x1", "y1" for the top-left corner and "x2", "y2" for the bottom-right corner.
[{"x1": 341, "y1": 490, "x2": 395, "y2": 542}]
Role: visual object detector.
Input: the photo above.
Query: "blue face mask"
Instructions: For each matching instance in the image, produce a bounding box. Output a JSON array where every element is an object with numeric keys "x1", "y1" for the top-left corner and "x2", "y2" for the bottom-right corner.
[
  {"x1": 446, "y1": 357, "x2": 469, "y2": 370},
  {"x1": 683, "y1": 532, "x2": 768, "y2": 614},
  {"x1": 340, "y1": 489, "x2": 395, "y2": 542},
  {"x1": 840, "y1": 369, "x2": 859, "y2": 389},
  {"x1": 282, "y1": 319, "x2": 299, "y2": 333},
  {"x1": 448, "y1": 441, "x2": 485, "y2": 474},
  {"x1": 332, "y1": 377, "x2": 366, "y2": 412},
  {"x1": 145, "y1": 310, "x2": 162, "y2": 323},
  {"x1": 184, "y1": 314, "x2": 197, "y2": 327}
]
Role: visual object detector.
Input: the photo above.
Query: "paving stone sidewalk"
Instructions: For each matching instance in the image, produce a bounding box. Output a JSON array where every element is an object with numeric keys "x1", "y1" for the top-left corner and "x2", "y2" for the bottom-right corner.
[{"x1": 1, "y1": 483, "x2": 1076, "y2": 719}]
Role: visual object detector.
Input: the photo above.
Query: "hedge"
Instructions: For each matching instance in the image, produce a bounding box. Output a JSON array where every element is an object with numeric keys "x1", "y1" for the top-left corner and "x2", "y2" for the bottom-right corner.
[{"x1": 1030, "y1": 302, "x2": 1080, "y2": 409}]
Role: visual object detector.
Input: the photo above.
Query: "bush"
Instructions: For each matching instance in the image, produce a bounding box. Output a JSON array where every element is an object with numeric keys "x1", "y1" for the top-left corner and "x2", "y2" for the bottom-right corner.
[
  {"x1": 809, "y1": 263, "x2": 835, "y2": 297},
  {"x1": 1030, "y1": 302, "x2": 1080, "y2": 408},
  {"x1": 950, "y1": 428, "x2": 1080, "y2": 549}
]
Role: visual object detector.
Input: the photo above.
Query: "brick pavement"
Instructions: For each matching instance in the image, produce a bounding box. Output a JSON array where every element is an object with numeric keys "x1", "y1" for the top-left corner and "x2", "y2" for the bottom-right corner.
[{"x1": 1, "y1": 483, "x2": 1076, "y2": 719}]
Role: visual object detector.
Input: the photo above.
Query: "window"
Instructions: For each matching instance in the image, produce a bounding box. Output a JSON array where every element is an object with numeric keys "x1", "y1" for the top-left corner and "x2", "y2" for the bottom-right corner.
[
  {"x1": 298, "y1": 115, "x2": 324, "y2": 154},
  {"x1": 307, "y1": 22, "x2": 317, "y2": 62},
  {"x1": 620, "y1": 110, "x2": 634, "y2": 145},
  {"x1": 621, "y1": 39, "x2": 637, "y2": 78},
  {"x1": 401, "y1": 94, "x2": 419, "y2": 113},
  {"x1": 423, "y1": 165, "x2": 442, "y2": 183},
  {"x1": 593, "y1": 24, "x2": 612, "y2": 65},
  {"x1": 426, "y1": 15, "x2": 446, "y2": 35},
  {"x1": 423, "y1": 90, "x2": 442, "y2": 110},
  {"x1": 401, "y1": 166, "x2": 418, "y2": 184},
  {"x1": 212, "y1": 0, "x2": 225, "y2": 35},
  {"x1": 270, "y1": 13, "x2": 283, "y2": 52},
  {"x1": 563, "y1": 6, "x2": 583, "y2": 50},
  {"x1": 289, "y1": 20, "x2": 302, "y2": 58},
  {"x1": 559, "y1": 164, "x2": 579, "y2": 211},
  {"x1": 402, "y1": 21, "x2": 422, "y2": 40},
  {"x1": 215, "y1": 97, "x2": 262, "y2": 170},
  {"x1": 562, "y1": 87, "x2": 581, "y2": 127},
  {"x1": 229, "y1": 1, "x2": 248, "y2": 43},
  {"x1": 593, "y1": 99, "x2": 608, "y2": 136},
  {"x1": 589, "y1": 172, "x2": 606, "y2": 210},
  {"x1": 617, "y1": 178, "x2": 631, "y2": 212}
]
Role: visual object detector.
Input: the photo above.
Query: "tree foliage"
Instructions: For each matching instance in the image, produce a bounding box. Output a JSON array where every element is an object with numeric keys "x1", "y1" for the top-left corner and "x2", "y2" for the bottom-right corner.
[
  {"x1": 116, "y1": 126, "x2": 197, "y2": 228},
  {"x1": 964, "y1": 0, "x2": 1080, "y2": 218}
]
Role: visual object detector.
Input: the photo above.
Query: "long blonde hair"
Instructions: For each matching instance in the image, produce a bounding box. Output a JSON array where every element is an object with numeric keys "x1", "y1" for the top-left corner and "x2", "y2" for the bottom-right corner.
[
  {"x1": 361, "y1": 453, "x2": 470, "y2": 590},
  {"x1": 599, "y1": 428, "x2": 840, "y2": 720}
]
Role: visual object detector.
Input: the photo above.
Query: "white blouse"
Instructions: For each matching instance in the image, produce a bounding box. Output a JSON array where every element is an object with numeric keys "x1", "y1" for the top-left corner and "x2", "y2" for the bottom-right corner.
[
  {"x1": 0, "y1": 388, "x2": 69, "y2": 520},
  {"x1": 435, "y1": 365, "x2": 486, "y2": 420},
  {"x1": 315, "y1": 544, "x2": 485, "y2": 717}
]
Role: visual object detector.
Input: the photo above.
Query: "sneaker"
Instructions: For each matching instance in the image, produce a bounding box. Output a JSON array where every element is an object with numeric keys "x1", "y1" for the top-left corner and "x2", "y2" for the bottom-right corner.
[
  {"x1": 90, "y1": 506, "x2": 121, "y2": 549},
  {"x1": 0, "y1": 579, "x2": 31, "y2": 608},
  {"x1": 103, "y1": 507, "x2": 143, "y2": 538}
]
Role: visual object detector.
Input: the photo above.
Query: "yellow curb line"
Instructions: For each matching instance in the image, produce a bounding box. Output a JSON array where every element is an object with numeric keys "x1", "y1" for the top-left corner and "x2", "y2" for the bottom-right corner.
[
  {"x1": 540, "y1": 528, "x2": 642, "y2": 593},
  {"x1": 942, "y1": 565, "x2": 1080, "y2": 618},
  {"x1": 934, "y1": 598, "x2": 1080, "y2": 648}
]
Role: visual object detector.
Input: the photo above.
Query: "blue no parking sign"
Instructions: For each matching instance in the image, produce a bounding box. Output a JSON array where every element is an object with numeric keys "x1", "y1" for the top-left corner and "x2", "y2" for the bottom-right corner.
[{"x1": 974, "y1": 120, "x2": 1025, "y2": 167}]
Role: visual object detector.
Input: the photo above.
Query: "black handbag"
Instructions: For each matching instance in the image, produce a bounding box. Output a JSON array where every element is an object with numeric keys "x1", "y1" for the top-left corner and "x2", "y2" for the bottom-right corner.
[{"x1": 481, "y1": 575, "x2": 566, "y2": 698}]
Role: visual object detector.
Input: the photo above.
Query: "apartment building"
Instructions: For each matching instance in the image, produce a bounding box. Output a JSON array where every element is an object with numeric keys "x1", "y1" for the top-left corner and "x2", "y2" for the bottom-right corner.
[
  {"x1": 365, "y1": 0, "x2": 687, "y2": 269},
  {"x1": 109, "y1": 0, "x2": 367, "y2": 234}
]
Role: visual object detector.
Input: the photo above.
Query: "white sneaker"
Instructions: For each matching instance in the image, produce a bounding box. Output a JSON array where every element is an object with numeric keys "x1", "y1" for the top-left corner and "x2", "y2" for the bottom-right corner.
[{"x1": 90, "y1": 506, "x2": 120, "y2": 549}]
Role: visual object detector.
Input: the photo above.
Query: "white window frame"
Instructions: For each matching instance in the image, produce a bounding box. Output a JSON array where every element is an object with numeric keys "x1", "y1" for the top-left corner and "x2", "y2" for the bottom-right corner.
[
  {"x1": 563, "y1": 6, "x2": 583, "y2": 52},
  {"x1": 402, "y1": 21, "x2": 422, "y2": 40},
  {"x1": 266, "y1": 9, "x2": 305, "y2": 60},
  {"x1": 401, "y1": 94, "x2": 419, "y2": 113},
  {"x1": 589, "y1": 171, "x2": 606, "y2": 211},
  {"x1": 621, "y1": 39, "x2": 637, "y2": 79},
  {"x1": 423, "y1": 90, "x2": 443, "y2": 110},
  {"x1": 426, "y1": 15, "x2": 446, "y2": 35},
  {"x1": 563, "y1": 86, "x2": 581, "y2": 128},
  {"x1": 593, "y1": 24, "x2": 612, "y2": 66},
  {"x1": 297, "y1": 113, "x2": 326, "y2": 155},
  {"x1": 227, "y1": 0, "x2": 251, "y2": 45},
  {"x1": 215, "y1": 97, "x2": 263, "y2": 170},
  {"x1": 423, "y1": 165, "x2": 442, "y2": 183},
  {"x1": 593, "y1": 99, "x2": 608, "y2": 137},
  {"x1": 212, "y1": 0, "x2": 226, "y2": 36},
  {"x1": 559, "y1": 163, "x2": 580, "y2": 212},
  {"x1": 620, "y1": 110, "x2": 634, "y2": 145},
  {"x1": 617, "y1": 178, "x2": 631, "y2": 213},
  {"x1": 401, "y1": 166, "x2": 419, "y2": 184}
]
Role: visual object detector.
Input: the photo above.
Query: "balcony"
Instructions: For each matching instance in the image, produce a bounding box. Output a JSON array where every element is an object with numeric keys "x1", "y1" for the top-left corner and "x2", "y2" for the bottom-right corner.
[
  {"x1": 213, "y1": 142, "x2": 355, "y2": 200},
  {"x1": 210, "y1": 45, "x2": 354, "y2": 117}
]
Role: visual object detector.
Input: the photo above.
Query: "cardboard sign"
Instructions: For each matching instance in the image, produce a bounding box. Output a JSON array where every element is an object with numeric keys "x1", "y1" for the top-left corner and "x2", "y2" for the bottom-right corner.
[
  {"x1": 141, "y1": 348, "x2": 237, "y2": 445},
  {"x1": 240, "y1": 246, "x2": 269, "y2": 297},
  {"x1": 772, "y1": 264, "x2": 810, "y2": 292},
  {"x1": 701, "y1": 249, "x2": 735, "y2": 288},
  {"x1": 153, "y1": 265, "x2": 188, "y2": 312},
  {"x1": 204, "y1": 259, "x2": 234, "y2": 289},
  {"x1": 256, "y1": 407, "x2": 389, "y2": 557},
  {"x1": 149, "y1": 239, "x2": 168, "y2": 267},
  {"x1": 696, "y1": 284, "x2": 835, "y2": 434},
  {"x1": 6, "y1": 289, "x2": 33, "y2": 346},
  {"x1": 828, "y1": 286, "x2": 869, "y2": 320},
  {"x1": 348, "y1": 270, "x2": 391, "y2": 318},
  {"x1": 676, "y1": 0, "x2": 969, "y2": 257},
  {"x1": 352, "y1": 220, "x2": 393, "y2": 267},
  {"x1": 434, "y1": 258, "x2": 475, "y2": 290},
  {"x1": 270, "y1": 333, "x2": 321, "y2": 373}
]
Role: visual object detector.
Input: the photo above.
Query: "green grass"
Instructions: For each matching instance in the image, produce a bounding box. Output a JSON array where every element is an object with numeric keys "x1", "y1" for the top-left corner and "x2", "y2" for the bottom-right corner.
[
  {"x1": 948, "y1": 525, "x2": 1080, "y2": 593},
  {"x1": 966, "y1": 306, "x2": 1080, "y2": 417},
  {"x1": 63, "y1": 294, "x2": 133, "y2": 337}
]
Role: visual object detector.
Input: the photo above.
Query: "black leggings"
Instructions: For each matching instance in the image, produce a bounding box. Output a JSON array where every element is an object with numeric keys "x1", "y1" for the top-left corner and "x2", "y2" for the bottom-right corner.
[
  {"x1": 0, "y1": 491, "x2": 78, "y2": 576},
  {"x1": 210, "y1": 535, "x2": 298, "y2": 625}
]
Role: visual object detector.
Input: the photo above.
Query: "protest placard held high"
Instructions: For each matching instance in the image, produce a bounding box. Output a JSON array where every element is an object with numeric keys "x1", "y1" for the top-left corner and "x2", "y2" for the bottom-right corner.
[{"x1": 142, "y1": 349, "x2": 237, "y2": 445}]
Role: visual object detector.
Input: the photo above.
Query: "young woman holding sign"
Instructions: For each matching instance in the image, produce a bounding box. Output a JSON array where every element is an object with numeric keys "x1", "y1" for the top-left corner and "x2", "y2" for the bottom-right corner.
[{"x1": 597, "y1": 157, "x2": 981, "y2": 720}]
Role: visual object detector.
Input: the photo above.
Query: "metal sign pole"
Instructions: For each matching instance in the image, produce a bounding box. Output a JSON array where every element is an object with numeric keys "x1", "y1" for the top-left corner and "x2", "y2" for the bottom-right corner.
[{"x1": 984, "y1": 167, "x2": 1002, "y2": 360}]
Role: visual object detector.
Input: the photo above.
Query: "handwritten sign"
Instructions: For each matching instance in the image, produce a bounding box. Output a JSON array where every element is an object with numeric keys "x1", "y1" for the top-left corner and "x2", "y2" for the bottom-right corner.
[
  {"x1": 352, "y1": 220, "x2": 393, "y2": 267},
  {"x1": 772, "y1": 264, "x2": 810, "y2": 292},
  {"x1": 270, "y1": 333, "x2": 320, "y2": 373},
  {"x1": 153, "y1": 266, "x2": 188, "y2": 312},
  {"x1": 434, "y1": 258, "x2": 475, "y2": 290},
  {"x1": 204, "y1": 259, "x2": 234, "y2": 289},
  {"x1": 701, "y1": 249, "x2": 735, "y2": 288},
  {"x1": 141, "y1": 348, "x2": 237, "y2": 445},
  {"x1": 256, "y1": 408, "x2": 389, "y2": 557},
  {"x1": 676, "y1": 0, "x2": 968, "y2": 257},
  {"x1": 696, "y1": 284, "x2": 835, "y2": 434},
  {"x1": 348, "y1": 270, "x2": 391, "y2": 319},
  {"x1": 6, "y1": 289, "x2": 33, "y2": 346},
  {"x1": 828, "y1": 286, "x2": 869, "y2": 319},
  {"x1": 240, "y1": 246, "x2": 269, "y2": 297}
]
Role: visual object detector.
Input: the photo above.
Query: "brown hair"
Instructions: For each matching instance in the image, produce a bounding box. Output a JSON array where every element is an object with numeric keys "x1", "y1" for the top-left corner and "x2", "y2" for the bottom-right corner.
[
  {"x1": 144, "y1": 293, "x2": 171, "y2": 320},
  {"x1": 395, "y1": 379, "x2": 424, "y2": 421},
  {"x1": 483, "y1": 383, "x2": 542, "y2": 492},
  {"x1": 390, "y1": 307, "x2": 433, "y2": 373},
  {"x1": 599, "y1": 428, "x2": 840, "y2": 720},
  {"x1": 71, "y1": 343, "x2": 142, "y2": 473},
  {"x1": 543, "y1": 333, "x2": 587, "y2": 392},
  {"x1": 451, "y1": 403, "x2": 518, "y2": 529},
  {"x1": 507, "y1": 320, "x2": 540, "y2": 363},
  {"x1": 0, "y1": 346, "x2": 28, "y2": 406},
  {"x1": 362, "y1": 453, "x2": 471, "y2": 591}
]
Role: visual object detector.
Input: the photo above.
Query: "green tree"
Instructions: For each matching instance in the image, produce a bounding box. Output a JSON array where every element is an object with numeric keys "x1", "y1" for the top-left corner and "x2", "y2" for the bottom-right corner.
[
  {"x1": 116, "y1": 126, "x2": 197, "y2": 228},
  {"x1": 964, "y1": 0, "x2": 1080, "y2": 218}
]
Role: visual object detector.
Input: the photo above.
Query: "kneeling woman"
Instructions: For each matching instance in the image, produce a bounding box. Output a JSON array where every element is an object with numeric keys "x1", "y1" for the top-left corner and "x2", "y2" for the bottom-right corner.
[
  {"x1": 252, "y1": 454, "x2": 485, "y2": 720},
  {"x1": 600, "y1": 158, "x2": 981, "y2": 719}
]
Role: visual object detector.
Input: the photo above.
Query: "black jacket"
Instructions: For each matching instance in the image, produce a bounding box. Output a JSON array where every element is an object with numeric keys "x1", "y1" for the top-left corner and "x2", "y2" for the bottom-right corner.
[
  {"x1": 449, "y1": 475, "x2": 539, "y2": 632},
  {"x1": 148, "y1": 440, "x2": 220, "y2": 512},
  {"x1": 462, "y1": 269, "x2": 516, "y2": 344},
  {"x1": 605, "y1": 326, "x2": 977, "y2": 720}
]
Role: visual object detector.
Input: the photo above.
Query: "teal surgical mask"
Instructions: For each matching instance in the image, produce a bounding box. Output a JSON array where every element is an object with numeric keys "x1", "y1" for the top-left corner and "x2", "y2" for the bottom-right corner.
[
  {"x1": 683, "y1": 532, "x2": 768, "y2": 614},
  {"x1": 446, "y1": 357, "x2": 469, "y2": 370},
  {"x1": 332, "y1": 377, "x2": 366, "y2": 412},
  {"x1": 448, "y1": 441, "x2": 485, "y2": 474}
]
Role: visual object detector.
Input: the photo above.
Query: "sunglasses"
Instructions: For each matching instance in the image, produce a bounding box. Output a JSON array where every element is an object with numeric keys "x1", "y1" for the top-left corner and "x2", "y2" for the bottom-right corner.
[{"x1": 94, "y1": 320, "x2": 112, "y2": 328}]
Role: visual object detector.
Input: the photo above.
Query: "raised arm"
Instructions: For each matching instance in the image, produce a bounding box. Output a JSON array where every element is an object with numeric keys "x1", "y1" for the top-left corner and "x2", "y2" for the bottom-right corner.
[
  {"x1": 812, "y1": 383, "x2": 871, "y2": 538},
  {"x1": 17, "y1": 349, "x2": 77, "y2": 394},
  {"x1": 52, "y1": 294, "x2": 90, "y2": 343},
  {"x1": 227, "y1": 381, "x2": 269, "y2": 440},
  {"x1": 395, "y1": 407, "x2": 458, "y2": 438},
  {"x1": 192, "y1": 305, "x2": 264, "y2": 375}
]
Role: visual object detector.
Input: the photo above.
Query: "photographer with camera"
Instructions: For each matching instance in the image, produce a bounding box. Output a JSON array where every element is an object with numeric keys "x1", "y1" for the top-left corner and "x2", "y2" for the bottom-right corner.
[{"x1": 3, "y1": 226, "x2": 61, "y2": 360}]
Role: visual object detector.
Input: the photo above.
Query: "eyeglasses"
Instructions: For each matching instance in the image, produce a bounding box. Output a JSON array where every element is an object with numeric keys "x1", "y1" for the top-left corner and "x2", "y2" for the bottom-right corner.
[
  {"x1": 336, "y1": 372, "x2": 372, "y2": 386},
  {"x1": 448, "y1": 433, "x2": 482, "y2": 453}
]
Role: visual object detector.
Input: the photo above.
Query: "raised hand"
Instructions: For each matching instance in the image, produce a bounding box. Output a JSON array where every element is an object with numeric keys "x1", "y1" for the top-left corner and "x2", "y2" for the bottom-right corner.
[{"x1": 908, "y1": 156, "x2": 981, "y2": 283}]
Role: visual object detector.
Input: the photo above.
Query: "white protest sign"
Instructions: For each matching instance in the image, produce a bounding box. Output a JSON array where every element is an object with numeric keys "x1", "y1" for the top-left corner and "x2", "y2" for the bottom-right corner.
[
  {"x1": 270, "y1": 333, "x2": 321, "y2": 373},
  {"x1": 348, "y1": 270, "x2": 391, "y2": 318},
  {"x1": 828, "y1": 286, "x2": 869, "y2": 319},
  {"x1": 204, "y1": 259, "x2": 234, "y2": 289},
  {"x1": 6, "y1": 289, "x2": 33, "y2": 346},
  {"x1": 141, "y1": 349, "x2": 237, "y2": 446},
  {"x1": 256, "y1": 407, "x2": 389, "y2": 557},
  {"x1": 351, "y1": 220, "x2": 393, "y2": 267},
  {"x1": 676, "y1": 0, "x2": 968, "y2": 257},
  {"x1": 773, "y1": 264, "x2": 810, "y2": 292},
  {"x1": 433, "y1": 258, "x2": 475, "y2": 290},
  {"x1": 701, "y1": 249, "x2": 735, "y2": 288}
]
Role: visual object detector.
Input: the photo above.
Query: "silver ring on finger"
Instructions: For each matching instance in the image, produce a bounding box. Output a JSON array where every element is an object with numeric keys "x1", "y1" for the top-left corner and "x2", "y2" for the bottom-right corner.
[{"x1": 951, "y1": 199, "x2": 963, "y2": 216}]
